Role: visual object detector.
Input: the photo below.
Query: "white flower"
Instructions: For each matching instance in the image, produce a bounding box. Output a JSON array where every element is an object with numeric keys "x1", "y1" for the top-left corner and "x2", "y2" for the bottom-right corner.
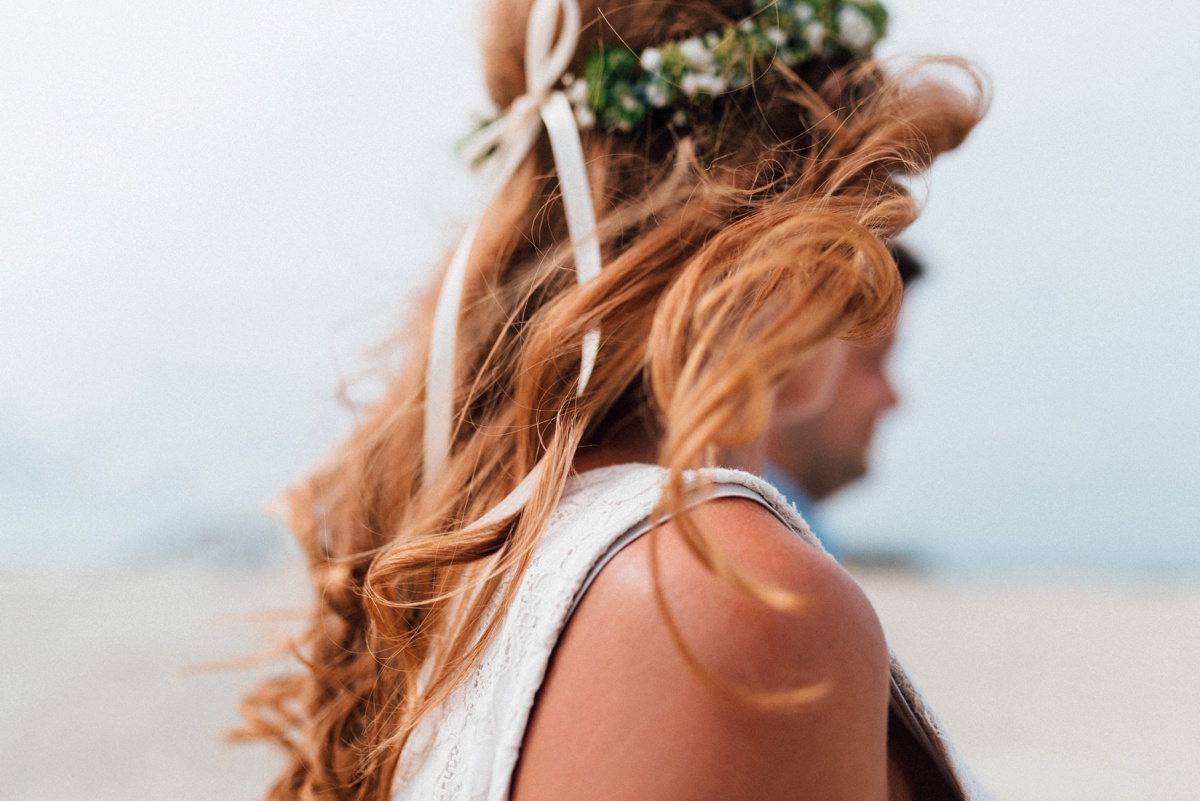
[
  {"x1": 793, "y1": 3, "x2": 814, "y2": 23},
  {"x1": 616, "y1": 118, "x2": 634, "y2": 132},
  {"x1": 766, "y1": 26, "x2": 788, "y2": 47},
  {"x1": 836, "y1": 6, "x2": 876, "y2": 51},
  {"x1": 645, "y1": 81, "x2": 670, "y2": 108},
  {"x1": 574, "y1": 106, "x2": 596, "y2": 129},
  {"x1": 620, "y1": 94, "x2": 641, "y2": 112},
  {"x1": 678, "y1": 37, "x2": 713, "y2": 67},
  {"x1": 804, "y1": 21, "x2": 827, "y2": 52},
  {"x1": 739, "y1": 19, "x2": 757, "y2": 34},
  {"x1": 672, "y1": 109, "x2": 688, "y2": 126},
  {"x1": 565, "y1": 78, "x2": 589, "y2": 105},
  {"x1": 682, "y1": 72, "x2": 728, "y2": 96},
  {"x1": 705, "y1": 31, "x2": 721, "y2": 47},
  {"x1": 640, "y1": 47, "x2": 663, "y2": 72}
]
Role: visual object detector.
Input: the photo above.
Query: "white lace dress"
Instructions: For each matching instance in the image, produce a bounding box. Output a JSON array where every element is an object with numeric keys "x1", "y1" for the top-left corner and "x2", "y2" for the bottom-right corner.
[{"x1": 393, "y1": 463, "x2": 990, "y2": 800}]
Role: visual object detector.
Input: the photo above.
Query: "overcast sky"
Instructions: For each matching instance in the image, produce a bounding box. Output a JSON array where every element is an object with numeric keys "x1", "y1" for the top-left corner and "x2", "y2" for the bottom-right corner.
[{"x1": 2, "y1": 0, "x2": 1198, "y2": 571}]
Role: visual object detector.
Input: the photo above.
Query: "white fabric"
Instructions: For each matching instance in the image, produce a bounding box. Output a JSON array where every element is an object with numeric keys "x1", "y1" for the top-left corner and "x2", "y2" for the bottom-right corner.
[
  {"x1": 424, "y1": 0, "x2": 601, "y2": 481},
  {"x1": 392, "y1": 463, "x2": 992, "y2": 801}
]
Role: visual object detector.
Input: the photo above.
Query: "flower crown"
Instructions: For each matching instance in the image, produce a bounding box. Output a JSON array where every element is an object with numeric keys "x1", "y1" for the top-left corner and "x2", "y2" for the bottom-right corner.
[
  {"x1": 565, "y1": 0, "x2": 887, "y2": 133},
  {"x1": 510, "y1": 0, "x2": 885, "y2": 140}
]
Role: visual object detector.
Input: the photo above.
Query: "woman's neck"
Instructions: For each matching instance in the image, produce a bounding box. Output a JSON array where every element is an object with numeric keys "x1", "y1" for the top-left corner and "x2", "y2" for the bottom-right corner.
[
  {"x1": 572, "y1": 409, "x2": 660, "y2": 474},
  {"x1": 571, "y1": 410, "x2": 767, "y2": 475}
]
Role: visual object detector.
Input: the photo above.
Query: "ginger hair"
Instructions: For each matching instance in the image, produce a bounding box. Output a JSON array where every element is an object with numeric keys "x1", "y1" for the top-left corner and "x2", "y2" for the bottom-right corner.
[{"x1": 238, "y1": 1, "x2": 987, "y2": 798}]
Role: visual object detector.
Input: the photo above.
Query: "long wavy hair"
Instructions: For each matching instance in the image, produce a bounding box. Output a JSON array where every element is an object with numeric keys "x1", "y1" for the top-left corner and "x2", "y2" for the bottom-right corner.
[{"x1": 239, "y1": 1, "x2": 987, "y2": 798}]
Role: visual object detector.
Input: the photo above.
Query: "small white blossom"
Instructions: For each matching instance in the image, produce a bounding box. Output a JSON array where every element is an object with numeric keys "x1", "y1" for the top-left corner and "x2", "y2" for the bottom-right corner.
[
  {"x1": 739, "y1": 19, "x2": 757, "y2": 34},
  {"x1": 793, "y1": 3, "x2": 814, "y2": 23},
  {"x1": 640, "y1": 47, "x2": 663, "y2": 72},
  {"x1": 766, "y1": 26, "x2": 788, "y2": 47},
  {"x1": 616, "y1": 118, "x2": 634, "y2": 132},
  {"x1": 645, "y1": 81, "x2": 670, "y2": 108},
  {"x1": 836, "y1": 6, "x2": 876, "y2": 51},
  {"x1": 682, "y1": 72, "x2": 728, "y2": 96},
  {"x1": 805, "y1": 21, "x2": 827, "y2": 52},
  {"x1": 620, "y1": 94, "x2": 641, "y2": 112},
  {"x1": 565, "y1": 78, "x2": 589, "y2": 105},
  {"x1": 705, "y1": 31, "x2": 721, "y2": 47},
  {"x1": 672, "y1": 109, "x2": 688, "y2": 126},
  {"x1": 574, "y1": 106, "x2": 596, "y2": 129},
  {"x1": 678, "y1": 37, "x2": 713, "y2": 67}
]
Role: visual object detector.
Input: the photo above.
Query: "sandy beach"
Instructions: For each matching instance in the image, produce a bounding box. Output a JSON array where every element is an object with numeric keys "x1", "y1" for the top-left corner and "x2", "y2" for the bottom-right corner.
[{"x1": 3, "y1": 560, "x2": 1197, "y2": 801}]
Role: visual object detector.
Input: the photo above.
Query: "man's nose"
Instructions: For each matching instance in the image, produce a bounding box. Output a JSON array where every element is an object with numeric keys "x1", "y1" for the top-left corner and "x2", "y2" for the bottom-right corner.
[{"x1": 881, "y1": 378, "x2": 899, "y2": 410}]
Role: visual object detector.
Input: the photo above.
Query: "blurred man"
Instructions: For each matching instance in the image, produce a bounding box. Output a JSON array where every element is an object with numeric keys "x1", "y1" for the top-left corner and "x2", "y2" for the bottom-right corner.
[{"x1": 765, "y1": 245, "x2": 924, "y2": 557}]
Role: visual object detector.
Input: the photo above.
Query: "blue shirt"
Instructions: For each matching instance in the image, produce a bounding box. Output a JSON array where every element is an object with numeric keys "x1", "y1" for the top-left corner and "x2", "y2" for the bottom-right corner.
[{"x1": 761, "y1": 464, "x2": 840, "y2": 559}]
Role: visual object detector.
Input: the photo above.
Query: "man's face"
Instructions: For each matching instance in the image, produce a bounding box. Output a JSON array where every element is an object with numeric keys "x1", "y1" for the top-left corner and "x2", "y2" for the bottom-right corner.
[
  {"x1": 770, "y1": 340, "x2": 850, "y2": 427},
  {"x1": 768, "y1": 329, "x2": 899, "y2": 500}
]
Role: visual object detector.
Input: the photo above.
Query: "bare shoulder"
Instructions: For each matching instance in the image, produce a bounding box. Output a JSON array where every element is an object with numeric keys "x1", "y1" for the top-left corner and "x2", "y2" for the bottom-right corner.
[{"x1": 512, "y1": 496, "x2": 891, "y2": 801}]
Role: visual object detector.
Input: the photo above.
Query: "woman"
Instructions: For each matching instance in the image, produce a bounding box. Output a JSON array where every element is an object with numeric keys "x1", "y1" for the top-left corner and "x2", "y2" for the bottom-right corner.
[{"x1": 242, "y1": 0, "x2": 988, "y2": 798}]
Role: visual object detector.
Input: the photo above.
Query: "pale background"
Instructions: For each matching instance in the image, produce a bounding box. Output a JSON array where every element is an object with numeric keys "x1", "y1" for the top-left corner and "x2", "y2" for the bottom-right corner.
[{"x1": 3, "y1": 0, "x2": 1197, "y2": 572}]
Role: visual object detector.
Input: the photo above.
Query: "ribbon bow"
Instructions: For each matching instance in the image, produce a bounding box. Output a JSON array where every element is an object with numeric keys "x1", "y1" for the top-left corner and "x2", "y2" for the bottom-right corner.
[{"x1": 424, "y1": 0, "x2": 602, "y2": 507}]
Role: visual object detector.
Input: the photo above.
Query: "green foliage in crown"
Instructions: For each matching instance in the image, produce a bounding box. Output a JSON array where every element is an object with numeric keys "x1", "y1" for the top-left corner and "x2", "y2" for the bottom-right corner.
[{"x1": 564, "y1": 0, "x2": 888, "y2": 133}]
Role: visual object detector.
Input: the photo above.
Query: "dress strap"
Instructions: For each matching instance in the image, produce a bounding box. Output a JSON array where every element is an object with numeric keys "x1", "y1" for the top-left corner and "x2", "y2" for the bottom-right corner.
[{"x1": 566, "y1": 481, "x2": 792, "y2": 624}]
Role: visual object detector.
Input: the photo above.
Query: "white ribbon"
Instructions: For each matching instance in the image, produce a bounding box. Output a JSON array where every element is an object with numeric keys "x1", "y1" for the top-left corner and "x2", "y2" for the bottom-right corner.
[{"x1": 424, "y1": 0, "x2": 602, "y2": 504}]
